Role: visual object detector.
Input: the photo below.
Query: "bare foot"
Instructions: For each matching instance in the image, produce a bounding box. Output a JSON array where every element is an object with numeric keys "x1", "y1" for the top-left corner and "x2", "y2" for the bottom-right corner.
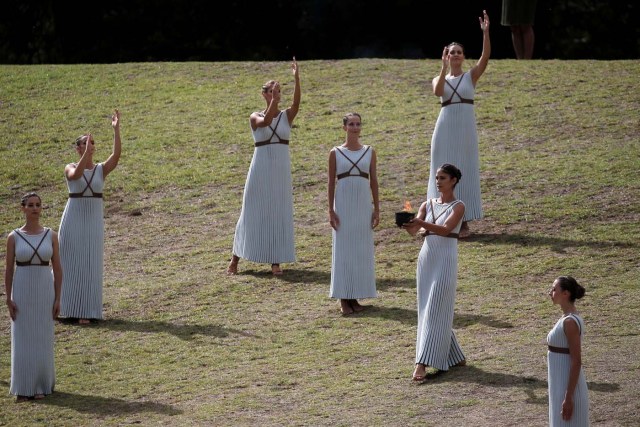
[
  {"x1": 340, "y1": 299, "x2": 354, "y2": 315},
  {"x1": 271, "y1": 264, "x2": 283, "y2": 276},
  {"x1": 34, "y1": 394, "x2": 45, "y2": 400},
  {"x1": 459, "y1": 222, "x2": 471, "y2": 239},
  {"x1": 79, "y1": 319, "x2": 91, "y2": 325},
  {"x1": 350, "y1": 299, "x2": 365, "y2": 312},
  {"x1": 16, "y1": 395, "x2": 30, "y2": 403},
  {"x1": 454, "y1": 359, "x2": 466, "y2": 367},
  {"x1": 227, "y1": 255, "x2": 239, "y2": 275},
  {"x1": 412, "y1": 363, "x2": 427, "y2": 382}
]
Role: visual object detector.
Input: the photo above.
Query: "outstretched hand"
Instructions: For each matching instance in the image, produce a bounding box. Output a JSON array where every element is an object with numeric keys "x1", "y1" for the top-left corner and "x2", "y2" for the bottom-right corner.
[
  {"x1": 111, "y1": 109, "x2": 120, "y2": 129},
  {"x1": 479, "y1": 10, "x2": 490, "y2": 32},
  {"x1": 291, "y1": 56, "x2": 299, "y2": 78}
]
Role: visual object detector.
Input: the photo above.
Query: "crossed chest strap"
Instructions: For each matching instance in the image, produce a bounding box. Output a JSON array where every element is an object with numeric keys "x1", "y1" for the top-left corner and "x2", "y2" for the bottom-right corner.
[
  {"x1": 423, "y1": 199, "x2": 462, "y2": 239},
  {"x1": 14, "y1": 228, "x2": 51, "y2": 266},
  {"x1": 336, "y1": 146, "x2": 370, "y2": 180},
  {"x1": 69, "y1": 166, "x2": 103, "y2": 198},
  {"x1": 441, "y1": 74, "x2": 474, "y2": 107},
  {"x1": 254, "y1": 112, "x2": 290, "y2": 147}
]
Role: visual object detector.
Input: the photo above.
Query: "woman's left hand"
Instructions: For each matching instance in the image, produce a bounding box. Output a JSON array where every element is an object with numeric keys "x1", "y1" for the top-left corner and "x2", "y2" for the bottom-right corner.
[
  {"x1": 52, "y1": 299, "x2": 60, "y2": 320},
  {"x1": 561, "y1": 396, "x2": 574, "y2": 421},
  {"x1": 291, "y1": 57, "x2": 299, "y2": 78},
  {"x1": 371, "y1": 210, "x2": 380, "y2": 229},
  {"x1": 479, "y1": 10, "x2": 489, "y2": 32}
]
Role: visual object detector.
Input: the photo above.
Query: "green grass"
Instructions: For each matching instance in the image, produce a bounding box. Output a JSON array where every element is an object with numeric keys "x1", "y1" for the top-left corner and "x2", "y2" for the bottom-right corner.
[{"x1": 0, "y1": 59, "x2": 639, "y2": 426}]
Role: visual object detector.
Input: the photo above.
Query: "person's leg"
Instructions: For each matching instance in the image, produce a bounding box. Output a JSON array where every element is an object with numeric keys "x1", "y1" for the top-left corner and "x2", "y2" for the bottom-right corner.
[
  {"x1": 510, "y1": 25, "x2": 525, "y2": 59},
  {"x1": 340, "y1": 299, "x2": 354, "y2": 315},
  {"x1": 522, "y1": 25, "x2": 535, "y2": 59},
  {"x1": 226, "y1": 254, "x2": 239, "y2": 275}
]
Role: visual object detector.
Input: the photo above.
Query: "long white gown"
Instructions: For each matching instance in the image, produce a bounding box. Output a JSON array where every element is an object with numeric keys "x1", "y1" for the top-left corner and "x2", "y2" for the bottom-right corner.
[
  {"x1": 415, "y1": 199, "x2": 465, "y2": 371},
  {"x1": 547, "y1": 313, "x2": 590, "y2": 426},
  {"x1": 330, "y1": 145, "x2": 377, "y2": 299},
  {"x1": 59, "y1": 163, "x2": 105, "y2": 319},
  {"x1": 232, "y1": 111, "x2": 296, "y2": 264},
  {"x1": 10, "y1": 228, "x2": 56, "y2": 396},
  {"x1": 427, "y1": 72, "x2": 483, "y2": 222}
]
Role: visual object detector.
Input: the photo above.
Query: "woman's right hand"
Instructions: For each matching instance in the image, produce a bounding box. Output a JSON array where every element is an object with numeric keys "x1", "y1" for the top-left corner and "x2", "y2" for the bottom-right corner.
[
  {"x1": 441, "y1": 46, "x2": 450, "y2": 71},
  {"x1": 6, "y1": 300, "x2": 17, "y2": 321},
  {"x1": 403, "y1": 218, "x2": 423, "y2": 236},
  {"x1": 329, "y1": 211, "x2": 340, "y2": 231}
]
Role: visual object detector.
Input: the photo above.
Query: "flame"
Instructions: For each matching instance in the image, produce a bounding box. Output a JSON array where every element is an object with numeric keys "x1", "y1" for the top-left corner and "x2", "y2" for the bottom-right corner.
[{"x1": 403, "y1": 200, "x2": 412, "y2": 212}]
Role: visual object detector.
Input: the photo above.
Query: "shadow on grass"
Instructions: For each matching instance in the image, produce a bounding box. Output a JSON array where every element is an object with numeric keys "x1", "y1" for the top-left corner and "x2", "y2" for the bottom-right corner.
[
  {"x1": 465, "y1": 233, "x2": 638, "y2": 253},
  {"x1": 59, "y1": 318, "x2": 256, "y2": 341},
  {"x1": 241, "y1": 268, "x2": 331, "y2": 284},
  {"x1": 418, "y1": 365, "x2": 620, "y2": 403},
  {"x1": 35, "y1": 390, "x2": 182, "y2": 415},
  {"x1": 453, "y1": 313, "x2": 513, "y2": 329},
  {"x1": 377, "y1": 278, "x2": 416, "y2": 290}
]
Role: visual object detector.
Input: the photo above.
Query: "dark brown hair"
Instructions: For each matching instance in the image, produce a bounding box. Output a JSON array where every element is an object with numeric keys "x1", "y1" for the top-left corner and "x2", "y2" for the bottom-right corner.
[
  {"x1": 342, "y1": 112, "x2": 362, "y2": 126},
  {"x1": 556, "y1": 276, "x2": 586, "y2": 302},
  {"x1": 437, "y1": 163, "x2": 462, "y2": 188},
  {"x1": 21, "y1": 192, "x2": 41, "y2": 206}
]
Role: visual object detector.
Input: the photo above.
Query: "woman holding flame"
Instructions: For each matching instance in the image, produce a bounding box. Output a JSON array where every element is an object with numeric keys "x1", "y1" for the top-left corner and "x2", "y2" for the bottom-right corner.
[{"x1": 403, "y1": 163, "x2": 466, "y2": 381}]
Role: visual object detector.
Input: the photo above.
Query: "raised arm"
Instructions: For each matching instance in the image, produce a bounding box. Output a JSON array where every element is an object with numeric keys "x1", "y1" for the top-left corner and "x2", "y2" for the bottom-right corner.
[
  {"x1": 470, "y1": 10, "x2": 491, "y2": 86},
  {"x1": 102, "y1": 109, "x2": 121, "y2": 178},
  {"x1": 65, "y1": 134, "x2": 95, "y2": 181},
  {"x1": 432, "y1": 46, "x2": 450, "y2": 97},
  {"x1": 328, "y1": 149, "x2": 340, "y2": 230},
  {"x1": 286, "y1": 57, "x2": 301, "y2": 125},
  {"x1": 251, "y1": 82, "x2": 281, "y2": 130}
]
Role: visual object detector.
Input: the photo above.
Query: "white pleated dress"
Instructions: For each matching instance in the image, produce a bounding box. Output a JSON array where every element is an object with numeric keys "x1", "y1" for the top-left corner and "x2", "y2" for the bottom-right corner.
[
  {"x1": 233, "y1": 111, "x2": 296, "y2": 264},
  {"x1": 330, "y1": 146, "x2": 377, "y2": 300},
  {"x1": 59, "y1": 163, "x2": 105, "y2": 319},
  {"x1": 10, "y1": 228, "x2": 56, "y2": 397},
  {"x1": 547, "y1": 313, "x2": 590, "y2": 426},
  {"x1": 427, "y1": 72, "x2": 483, "y2": 222},
  {"x1": 415, "y1": 199, "x2": 465, "y2": 370}
]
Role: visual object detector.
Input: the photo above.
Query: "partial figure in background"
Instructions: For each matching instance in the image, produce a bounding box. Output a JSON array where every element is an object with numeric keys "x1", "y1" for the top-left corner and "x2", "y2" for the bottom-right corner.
[
  {"x1": 403, "y1": 164, "x2": 466, "y2": 381},
  {"x1": 427, "y1": 11, "x2": 490, "y2": 238},
  {"x1": 501, "y1": 0, "x2": 537, "y2": 59},
  {"x1": 227, "y1": 58, "x2": 301, "y2": 276},
  {"x1": 328, "y1": 113, "x2": 379, "y2": 315},
  {"x1": 5, "y1": 193, "x2": 62, "y2": 401},
  {"x1": 59, "y1": 109, "x2": 121, "y2": 324},
  {"x1": 547, "y1": 276, "x2": 590, "y2": 426}
]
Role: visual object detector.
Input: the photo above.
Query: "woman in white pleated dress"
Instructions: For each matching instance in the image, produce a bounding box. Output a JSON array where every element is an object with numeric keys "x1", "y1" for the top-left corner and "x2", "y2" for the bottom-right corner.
[
  {"x1": 547, "y1": 276, "x2": 589, "y2": 426},
  {"x1": 4, "y1": 193, "x2": 62, "y2": 401},
  {"x1": 227, "y1": 58, "x2": 300, "y2": 276},
  {"x1": 403, "y1": 164, "x2": 466, "y2": 381},
  {"x1": 328, "y1": 113, "x2": 380, "y2": 315},
  {"x1": 427, "y1": 11, "x2": 490, "y2": 238},
  {"x1": 59, "y1": 109, "x2": 121, "y2": 324}
]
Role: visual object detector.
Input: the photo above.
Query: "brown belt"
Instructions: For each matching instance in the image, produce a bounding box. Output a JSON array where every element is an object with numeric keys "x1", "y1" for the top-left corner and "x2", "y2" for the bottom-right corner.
[
  {"x1": 337, "y1": 171, "x2": 369, "y2": 180},
  {"x1": 254, "y1": 139, "x2": 289, "y2": 147},
  {"x1": 548, "y1": 345, "x2": 570, "y2": 354},
  {"x1": 69, "y1": 193, "x2": 103, "y2": 198},
  {"x1": 423, "y1": 231, "x2": 459, "y2": 239},
  {"x1": 16, "y1": 261, "x2": 50, "y2": 267},
  {"x1": 441, "y1": 99, "x2": 474, "y2": 107}
]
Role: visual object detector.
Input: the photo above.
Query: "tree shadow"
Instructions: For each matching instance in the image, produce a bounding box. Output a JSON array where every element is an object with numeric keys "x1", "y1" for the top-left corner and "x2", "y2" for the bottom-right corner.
[
  {"x1": 376, "y1": 277, "x2": 416, "y2": 290},
  {"x1": 466, "y1": 233, "x2": 638, "y2": 253},
  {"x1": 35, "y1": 390, "x2": 182, "y2": 416},
  {"x1": 417, "y1": 365, "x2": 620, "y2": 403},
  {"x1": 59, "y1": 318, "x2": 257, "y2": 341}
]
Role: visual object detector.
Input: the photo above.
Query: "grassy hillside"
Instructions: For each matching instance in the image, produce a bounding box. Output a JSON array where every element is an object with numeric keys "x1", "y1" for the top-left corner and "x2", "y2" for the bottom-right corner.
[{"x1": 0, "y1": 59, "x2": 638, "y2": 426}]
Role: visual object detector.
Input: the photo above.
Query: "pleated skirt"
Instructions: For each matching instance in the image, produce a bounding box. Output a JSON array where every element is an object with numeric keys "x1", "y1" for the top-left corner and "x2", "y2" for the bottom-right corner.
[
  {"x1": 548, "y1": 352, "x2": 590, "y2": 426},
  {"x1": 415, "y1": 235, "x2": 465, "y2": 370},
  {"x1": 59, "y1": 197, "x2": 104, "y2": 319},
  {"x1": 427, "y1": 104, "x2": 483, "y2": 222},
  {"x1": 233, "y1": 144, "x2": 296, "y2": 264},
  {"x1": 10, "y1": 267, "x2": 56, "y2": 396},
  {"x1": 330, "y1": 177, "x2": 377, "y2": 299}
]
